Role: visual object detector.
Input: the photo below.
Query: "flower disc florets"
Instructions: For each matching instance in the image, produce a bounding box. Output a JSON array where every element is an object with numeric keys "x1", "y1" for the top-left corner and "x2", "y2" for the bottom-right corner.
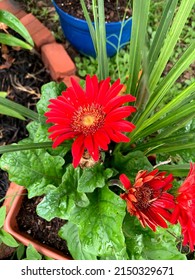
[
  {"x1": 71, "y1": 103, "x2": 106, "y2": 135},
  {"x1": 120, "y1": 170, "x2": 176, "y2": 231}
]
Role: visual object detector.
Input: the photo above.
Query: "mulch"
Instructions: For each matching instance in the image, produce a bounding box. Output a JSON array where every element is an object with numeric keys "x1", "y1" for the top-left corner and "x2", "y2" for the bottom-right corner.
[{"x1": 54, "y1": 0, "x2": 132, "y2": 21}]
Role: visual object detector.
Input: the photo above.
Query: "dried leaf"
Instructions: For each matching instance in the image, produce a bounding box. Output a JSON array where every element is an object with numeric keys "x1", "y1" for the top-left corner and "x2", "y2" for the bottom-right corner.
[{"x1": 0, "y1": 22, "x2": 8, "y2": 33}]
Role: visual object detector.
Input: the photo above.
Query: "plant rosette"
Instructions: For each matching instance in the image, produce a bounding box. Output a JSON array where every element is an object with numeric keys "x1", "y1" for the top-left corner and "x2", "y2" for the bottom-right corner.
[{"x1": 0, "y1": 76, "x2": 194, "y2": 260}]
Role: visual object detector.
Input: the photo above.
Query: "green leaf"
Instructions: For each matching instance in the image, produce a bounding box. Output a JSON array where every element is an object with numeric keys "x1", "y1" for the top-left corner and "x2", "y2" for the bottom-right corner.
[
  {"x1": 0, "y1": 10, "x2": 34, "y2": 46},
  {"x1": 0, "y1": 229, "x2": 19, "y2": 247},
  {"x1": 0, "y1": 147, "x2": 64, "y2": 198},
  {"x1": 0, "y1": 89, "x2": 25, "y2": 119},
  {"x1": 69, "y1": 186, "x2": 127, "y2": 259},
  {"x1": 37, "y1": 81, "x2": 66, "y2": 118},
  {"x1": 25, "y1": 244, "x2": 42, "y2": 260},
  {"x1": 0, "y1": 96, "x2": 38, "y2": 121},
  {"x1": 149, "y1": 0, "x2": 195, "y2": 93},
  {"x1": 16, "y1": 244, "x2": 26, "y2": 260},
  {"x1": 0, "y1": 141, "x2": 53, "y2": 154},
  {"x1": 136, "y1": 81, "x2": 195, "y2": 135},
  {"x1": 123, "y1": 214, "x2": 186, "y2": 260},
  {"x1": 37, "y1": 165, "x2": 89, "y2": 221},
  {"x1": 80, "y1": 0, "x2": 96, "y2": 53},
  {"x1": 0, "y1": 206, "x2": 6, "y2": 228},
  {"x1": 113, "y1": 150, "x2": 153, "y2": 182},
  {"x1": 143, "y1": 226, "x2": 186, "y2": 260},
  {"x1": 157, "y1": 164, "x2": 190, "y2": 177},
  {"x1": 0, "y1": 104, "x2": 25, "y2": 120},
  {"x1": 59, "y1": 222, "x2": 97, "y2": 260},
  {"x1": 131, "y1": 42, "x2": 195, "y2": 142},
  {"x1": 134, "y1": 101, "x2": 195, "y2": 141},
  {"x1": 126, "y1": 0, "x2": 150, "y2": 95},
  {"x1": 0, "y1": 33, "x2": 33, "y2": 50},
  {"x1": 0, "y1": 92, "x2": 7, "y2": 97},
  {"x1": 148, "y1": 0, "x2": 179, "y2": 74},
  {"x1": 78, "y1": 164, "x2": 113, "y2": 192}
]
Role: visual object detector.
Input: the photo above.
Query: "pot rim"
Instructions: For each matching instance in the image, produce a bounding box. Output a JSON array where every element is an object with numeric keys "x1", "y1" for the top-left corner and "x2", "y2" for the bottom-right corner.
[{"x1": 3, "y1": 182, "x2": 71, "y2": 260}]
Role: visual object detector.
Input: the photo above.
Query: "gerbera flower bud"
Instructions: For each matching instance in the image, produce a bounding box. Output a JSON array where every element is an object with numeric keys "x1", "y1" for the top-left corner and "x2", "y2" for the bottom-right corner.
[
  {"x1": 45, "y1": 75, "x2": 136, "y2": 167},
  {"x1": 120, "y1": 170, "x2": 175, "y2": 231}
]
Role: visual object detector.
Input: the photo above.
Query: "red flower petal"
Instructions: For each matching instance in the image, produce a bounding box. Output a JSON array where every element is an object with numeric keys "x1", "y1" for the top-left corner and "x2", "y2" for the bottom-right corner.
[
  {"x1": 45, "y1": 75, "x2": 136, "y2": 167},
  {"x1": 120, "y1": 169, "x2": 175, "y2": 231},
  {"x1": 119, "y1": 174, "x2": 131, "y2": 190},
  {"x1": 72, "y1": 135, "x2": 85, "y2": 168}
]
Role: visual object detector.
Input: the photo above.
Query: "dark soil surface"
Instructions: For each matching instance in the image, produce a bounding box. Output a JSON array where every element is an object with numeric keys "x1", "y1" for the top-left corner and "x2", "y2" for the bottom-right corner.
[
  {"x1": 54, "y1": 0, "x2": 132, "y2": 21},
  {"x1": 16, "y1": 195, "x2": 71, "y2": 258},
  {"x1": 0, "y1": 47, "x2": 51, "y2": 145},
  {"x1": 0, "y1": 44, "x2": 51, "y2": 207}
]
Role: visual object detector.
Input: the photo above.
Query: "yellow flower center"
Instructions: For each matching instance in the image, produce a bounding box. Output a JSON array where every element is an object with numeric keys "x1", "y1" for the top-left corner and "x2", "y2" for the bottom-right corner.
[
  {"x1": 82, "y1": 115, "x2": 95, "y2": 126},
  {"x1": 71, "y1": 103, "x2": 105, "y2": 135}
]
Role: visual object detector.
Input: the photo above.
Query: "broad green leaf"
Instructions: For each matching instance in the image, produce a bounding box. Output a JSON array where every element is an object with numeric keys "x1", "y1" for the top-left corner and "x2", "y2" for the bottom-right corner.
[
  {"x1": 123, "y1": 214, "x2": 186, "y2": 260},
  {"x1": 69, "y1": 186, "x2": 127, "y2": 259},
  {"x1": 0, "y1": 206, "x2": 6, "y2": 228},
  {"x1": 0, "y1": 33, "x2": 32, "y2": 50},
  {"x1": 37, "y1": 81, "x2": 66, "y2": 117},
  {"x1": 25, "y1": 121, "x2": 40, "y2": 140},
  {"x1": 26, "y1": 121, "x2": 71, "y2": 157},
  {"x1": 37, "y1": 165, "x2": 89, "y2": 221},
  {"x1": 0, "y1": 146, "x2": 64, "y2": 198},
  {"x1": 59, "y1": 222, "x2": 97, "y2": 260},
  {"x1": 25, "y1": 244, "x2": 42, "y2": 260},
  {"x1": 143, "y1": 225, "x2": 186, "y2": 260},
  {"x1": 0, "y1": 10, "x2": 34, "y2": 46},
  {"x1": 113, "y1": 150, "x2": 153, "y2": 182},
  {"x1": 0, "y1": 229, "x2": 19, "y2": 247},
  {"x1": 78, "y1": 164, "x2": 113, "y2": 192},
  {"x1": 16, "y1": 244, "x2": 26, "y2": 260}
]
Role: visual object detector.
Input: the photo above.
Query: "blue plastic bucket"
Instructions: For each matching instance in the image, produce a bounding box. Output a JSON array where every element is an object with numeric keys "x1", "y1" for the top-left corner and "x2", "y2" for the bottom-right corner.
[{"x1": 52, "y1": 0, "x2": 132, "y2": 57}]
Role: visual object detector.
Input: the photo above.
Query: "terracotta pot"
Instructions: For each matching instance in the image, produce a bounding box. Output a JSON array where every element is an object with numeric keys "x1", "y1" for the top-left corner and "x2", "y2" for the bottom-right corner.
[{"x1": 3, "y1": 183, "x2": 72, "y2": 260}]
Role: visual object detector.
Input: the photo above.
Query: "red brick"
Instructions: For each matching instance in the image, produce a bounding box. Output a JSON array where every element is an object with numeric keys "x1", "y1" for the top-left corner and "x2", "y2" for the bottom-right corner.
[
  {"x1": 20, "y1": 13, "x2": 36, "y2": 28},
  {"x1": 14, "y1": 9, "x2": 27, "y2": 19},
  {"x1": 20, "y1": 13, "x2": 45, "y2": 36},
  {"x1": 0, "y1": 0, "x2": 20, "y2": 15},
  {"x1": 32, "y1": 28, "x2": 55, "y2": 49},
  {"x1": 41, "y1": 43, "x2": 76, "y2": 81},
  {"x1": 62, "y1": 75, "x2": 81, "y2": 88}
]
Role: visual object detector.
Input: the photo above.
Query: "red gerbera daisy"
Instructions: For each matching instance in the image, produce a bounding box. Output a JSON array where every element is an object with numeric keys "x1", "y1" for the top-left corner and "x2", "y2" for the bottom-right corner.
[
  {"x1": 119, "y1": 170, "x2": 176, "y2": 231},
  {"x1": 45, "y1": 75, "x2": 136, "y2": 167},
  {"x1": 171, "y1": 163, "x2": 195, "y2": 251}
]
